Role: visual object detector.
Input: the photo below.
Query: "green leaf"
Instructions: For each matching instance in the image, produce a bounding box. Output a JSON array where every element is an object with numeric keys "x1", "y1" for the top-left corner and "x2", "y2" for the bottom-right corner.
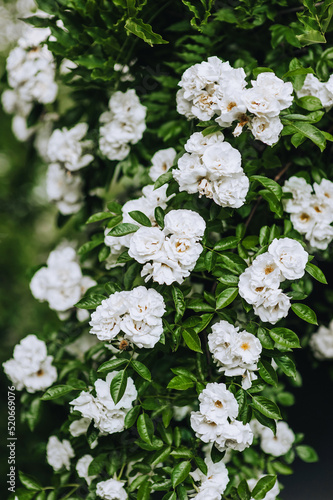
[
  {"x1": 19, "y1": 472, "x2": 42, "y2": 491},
  {"x1": 150, "y1": 446, "x2": 172, "y2": 467},
  {"x1": 237, "y1": 479, "x2": 251, "y2": 500},
  {"x1": 110, "y1": 370, "x2": 128, "y2": 404},
  {"x1": 167, "y1": 375, "x2": 194, "y2": 391},
  {"x1": 98, "y1": 358, "x2": 128, "y2": 373},
  {"x1": 107, "y1": 201, "x2": 122, "y2": 214},
  {"x1": 251, "y1": 396, "x2": 281, "y2": 420},
  {"x1": 253, "y1": 410, "x2": 276, "y2": 435},
  {"x1": 296, "y1": 445, "x2": 319, "y2": 462},
  {"x1": 172, "y1": 286, "x2": 186, "y2": 323},
  {"x1": 210, "y1": 445, "x2": 225, "y2": 463},
  {"x1": 137, "y1": 413, "x2": 154, "y2": 444},
  {"x1": 218, "y1": 273, "x2": 239, "y2": 286},
  {"x1": 216, "y1": 287, "x2": 238, "y2": 309},
  {"x1": 171, "y1": 367, "x2": 196, "y2": 381},
  {"x1": 78, "y1": 238, "x2": 104, "y2": 255},
  {"x1": 259, "y1": 190, "x2": 283, "y2": 217},
  {"x1": 75, "y1": 294, "x2": 106, "y2": 309},
  {"x1": 86, "y1": 212, "x2": 113, "y2": 224},
  {"x1": 269, "y1": 328, "x2": 301, "y2": 349},
  {"x1": 162, "y1": 406, "x2": 173, "y2": 428},
  {"x1": 131, "y1": 360, "x2": 152, "y2": 381},
  {"x1": 214, "y1": 236, "x2": 241, "y2": 251},
  {"x1": 288, "y1": 122, "x2": 326, "y2": 151},
  {"x1": 252, "y1": 475, "x2": 277, "y2": 500},
  {"x1": 108, "y1": 223, "x2": 139, "y2": 237},
  {"x1": 250, "y1": 175, "x2": 283, "y2": 201},
  {"x1": 171, "y1": 460, "x2": 191, "y2": 488},
  {"x1": 125, "y1": 405, "x2": 141, "y2": 429},
  {"x1": 137, "y1": 480, "x2": 151, "y2": 500},
  {"x1": 155, "y1": 206, "x2": 165, "y2": 228},
  {"x1": 88, "y1": 453, "x2": 108, "y2": 476},
  {"x1": 171, "y1": 447, "x2": 193, "y2": 459},
  {"x1": 296, "y1": 30, "x2": 326, "y2": 46},
  {"x1": 41, "y1": 385, "x2": 79, "y2": 401},
  {"x1": 259, "y1": 226, "x2": 270, "y2": 246},
  {"x1": 129, "y1": 210, "x2": 152, "y2": 227},
  {"x1": 296, "y1": 96, "x2": 323, "y2": 111},
  {"x1": 182, "y1": 329, "x2": 202, "y2": 353},
  {"x1": 257, "y1": 327, "x2": 274, "y2": 349},
  {"x1": 305, "y1": 262, "x2": 328, "y2": 284},
  {"x1": 154, "y1": 171, "x2": 174, "y2": 190},
  {"x1": 291, "y1": 303, "x2": 318, "y2": 324},
  {"x1": 275, "y1": 354, "x2": 297, "y2": 380},
  {"x1": 194, "y1": 457, "x2": 208, "y2": 475},
  {"x1": 258, "y1": 360, "x2": 278, "y2": 386},
  {"x1": 125, "y1": 17, "x2": 168, "y2": 46}
]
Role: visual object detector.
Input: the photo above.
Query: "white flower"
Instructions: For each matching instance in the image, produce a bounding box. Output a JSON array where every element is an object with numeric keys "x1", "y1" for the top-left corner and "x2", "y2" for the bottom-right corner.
[
  {"x1": 243, "y1": 88, "x2": 281, "y2": 118},
  {"x1": 47, "y1": 123, "x2": 93, "y2": 171},
  {"x1": 69, "y1": 418, "x2": 91, "y2": 437},
  {"x1": 251, "y1": 73, "x2": 293, "y2": 111},
  {"x1": 199, "y1": 382, "x2": 238, "y2": 424},
  {"x1": 260, "y1": 421, "x2": 295, "y2": 456},
  {"x1": 121, "y1": 317, "x2": 163, "y2": 349},
  {"x1": 46, "y1": 436, "x2": 74, "y2": 472},
  {"x1": 141, "y1": 260, "x2": 185, "y2": 285},
  {"x1": 191, "y1": 457, "x2": 229, "y2": 498},
  {"x1": 76, "y1": 455, "x2": 97, "y2": 485},
  {"x1": 96, "y1": 478, "x2": 128, "y2": 500},
  {"x1": 254, "y1": 289, "x2": 291, "y2": 324},
  {"x1": 173, "y1": 152, "x2": 207, "y2": 194},
  {"x1": 128, "y1": 227, "x2": 165, "y2": 264},
  {"x1": 212, "y1": 174, "x2": 249, "y2": 208},
  {"x1": 215, "y1": 420, "x2": 253, "y2": 452},
  {"x1": 310, "y1": 320, "x2": 333, "y2": 359},
  {"x1": 202, "y1": 142, "x2": 242, "y2": 180},
  {"x1": 70, "y1": 392, "x2": 102, "y2": 423},
  {"x1": 282, "y1": 176, "x2": 313, "y2": 213},
  {"x1": 46, "y1": 163, "x2": 84, "y2": 215},
  {"x1": 290, "y1": 208, "x2": 317, "y2": 235},
  {"x1": 238, "y1": 261, "x2": 280, "y2": 308},
  {"x1": 163, "y1": 209, "x2": 206, "y2": 239},
  {"x1": 307, "y1": 222, "x2": 333, "y2": 250},
  {"x1": 190, "y1": 411, "x2": 221, "y2": 443},
  {"x1": 164, "y1": 235, "x2": 203, "y2": 270},
  {"x1": 215, "y1": 89, "x2": 247, "y2": 127},
  {"x1": 297, "y1": 74, "x2": 333, "y2": 110},
  {"x1": 247, "y1": 475, "x2": 280, "y2": 500},
  {"x1": 3, "y1": 335, "x2": 57, "y2": 393},
  {"x1": 249, "y1": 115, "x2": 283, "y2": 145},
  {"x1": 89, "y1": 296, "x2": 123, "y2": 341},
  {"x1": 268, "y1": 237, "x2": 308, "y2": 280},
  {"x1": 95, "y1": 371, "x2": 137, "y2": 410},
  {"x1": 149, "y1": 148, "x2": 177, "y2": 181},
  {"x1": 99, "y1": 89, "x2": 146, "y2": 161},
  {"x1": 185, "y1": 131, "x2": 224, "y2": 155}
]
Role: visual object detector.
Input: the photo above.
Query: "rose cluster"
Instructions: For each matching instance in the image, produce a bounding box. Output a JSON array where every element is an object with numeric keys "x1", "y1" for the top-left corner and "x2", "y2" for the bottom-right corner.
[
  {"x1": 70, "y1": 371, "x2": 137, "y2": 435},
  {"x1": 283, "y1": 176, "x2": 333, "y2": 250},
  {"x1": 190, "y1": 382, "x2": 253, "y2": 453},
  {"x1": 104, "y1": 184, "x2": 171, "y2": 269},
  {"x1": 190, "y1": 457, "x2": 229, "y2": 499},
  {"x1": 89, "y1": 286, "x2": 165, "y2": 349},
  {"x1": 239, "y1": 237, "x2": 308, "y2": 324},
  {"x1": 3, "y1": 334, "x2": 57, "y2": 393},
  {"x1": 173, "y1": 131, "x2": 249, "y2": 208},
  {"x1": 99, "y1": 89, "x2": 146, "y2": 161},
  {"x1": 30, "y1": 245, "x2": 96, "y2": 320},
  {"x1": 129, "y1": 209, "x2": 206, "y2": 285},
  {"x1": 2, "y1": 25, "x2": 57, "y2": 141},
  {"x1": 176, "y1": 56, "x2": 293, "y2": 145},
  {"x1": 310, "y1": 319, "x2": 333, "y2": 359},
  {"x1": 208, "y1": 320, "x2": 262, "y2": 389},
  {"x1": 297, "y1": 73, "x2": 333, "y2": 110}
]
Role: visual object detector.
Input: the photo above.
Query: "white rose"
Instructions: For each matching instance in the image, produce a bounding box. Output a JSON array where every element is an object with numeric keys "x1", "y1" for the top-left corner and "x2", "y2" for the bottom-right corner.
[
  {"x1": 69, "y1": 418, "x2": 91, "y2": 437},
  {"x1": 251, "y1": 72, "x2": 293, "y2": 110},
  {"x1": 202, "y1": 142, "x2": 242, "y2": 180},
  {"x1": 184, "y1": 131, "x2": 224, "y2": 155},
  {"x1": 313, "y1": 178, "x2": 333, "y2": 207},
  {"x1": 94, "y1": 371, "x2": 137, "y2": 411},
  {"x1": 89, "y1": 297, "x2": 122, "y2": 341},
  {"x1": 310, "y1": 322, "x2": 333, "y2": 359},
  {"x1": 128, "y1": 227, "x2": 165, "y2": 264},
  {"x1": 307, "y1": 221, "x2": 333, "y2": 250},
  {"x1": 290, "y1": 208, "x2": 317, "y2": 235},
  {"x1": 254, "y1": 290, "x2": 291, "y2": 324},
  {"x1": 163, "y1": 209, "x2": 206, "y2": 239},
  {"x1": 282, "y1": 176, "x2": 313, "y2": 213},
  {"x1": 70, "y1": 391, "x2": 101, "y2": 422},
  {"x1": 96, "y1": 478, "x2": 128, "y2": 500},
  {"x1": 215, "y1": 420, "x2": 253, "y2": 452},
  {"x1": 46, "y1": 436, "x2": 74, "y2": 472},
  {"x1": 260, "y1": 421, "x2": 295, "y2": 456},
  {"x1": 164, "y1": 235, "x2": 203, "y2": 269},
  {"x1": 126, "y1": 286, "x2": 165, "y2": 324},
  {"x1": 268, "y1": 237, "x2": 308, "y2": 280},
  {"x1": 243, "y1": 88, "x2": 281, "y2": 118},
  {"x1": 149, "y1": 147, "x2": 176, "y2": 181},
  {"x1": 212, "y1": 173, "x2": 249, "y2": 208},
  {"x1": 141, "y1": 260, "x2": 186, "y2": 285},
  {"x1": 76, "y1": 454, "x2": 97, "y2": 485},
  {"x1": 249, "y1": 115, "x2": 283, "y2": 145},
  {"x1": 250, "y1": 253, "x2": 282, "y2": 287},
  {"x1": 173, "y1": 152, "x2": 207, "y2": 194},
  {"x1": 121, "y1": 316, "x2": 163, "y2": 349},
  {"x1": 190, "y1": 411, "x2": 220, "y2": 443},
  {"x1": 199, "y1": 382, "x2": 238, "y2": 424}
]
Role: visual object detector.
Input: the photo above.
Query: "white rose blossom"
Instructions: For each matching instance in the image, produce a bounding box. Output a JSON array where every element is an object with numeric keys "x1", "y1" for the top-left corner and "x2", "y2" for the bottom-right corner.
[
  {"x1": 191, "y1": 457, "x2": 229, "y2": 499},
  {"x1": 310, "y1": 320, "x2": 333, "y2": 359},
  {"x1": 260, "y1": 421, "x2": 295, "y2": 456},
  {"x1": 76, "y1": 454, "x2": 97, "y2": 485},
  {"x1": 47, "y1": 123, "x2": 94, "y2": 171},
  {"x1": 46, "y1": 163, "x2": 84, "y2": 215},
  {"x1": 96, "y1": 478, "x2": 128, "y2": 500},
  {"x1": 149, "y1": 147, "x2": 177, "y2": 181},
  {"x1": 3, "y1": 334, "x2": 57, "y2": 393},
  {"x1": 46, "y1": 436, "x2": 74, "y2": 472}
]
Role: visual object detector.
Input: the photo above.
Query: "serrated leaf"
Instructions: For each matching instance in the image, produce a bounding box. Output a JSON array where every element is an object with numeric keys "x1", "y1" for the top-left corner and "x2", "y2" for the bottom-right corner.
[
  {"x1": 125, "y1": 17, "x2": 168, "y2": 46},
  {"x1": 171, "y1": 460, "x2": 191, "y2": 488},
  {"x1": 288, "y1": 122, "x2": 326, "y2": 151},
  {"x1": 98, "y1": 358, "x2": 128, "y2": 373},
  {"x1": 291, "y1": 303, "x2": 318, "y2": 324},
  {"x1": 269, "y1": 327, "x2": 300, "y2": 348},
  {"x1": 131, "y1": 360, "x2": 152, "y2": 381},
  {"x1": 216, "y1": 287, "x2": 238, "y2": 309},
  {"x1": 182, "y1": 329, "x2": 202, "y2": 353},
  {"x1": 110, "y1": 370, "x2": 128, "y2": 404},
  {"x1": 251, "y1": 396, "x2": 281, "y2": 420},
  {"x1": 108, "y1": 223, "x2": 139, "y2": 237},
  {"x1": 129, "y1": 210, "x2": 152, "y2": 227},
  {"x1": 137, "y1": 413, "x2": 154, "y2": 444},
  {"x1": 305, "y1": 262, "x2": 328, "y2": 284}
]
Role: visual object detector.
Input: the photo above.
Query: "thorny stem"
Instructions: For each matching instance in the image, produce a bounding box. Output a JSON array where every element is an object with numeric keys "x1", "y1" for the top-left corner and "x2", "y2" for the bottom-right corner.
[{"x1": 245, "y1": 161, "x2": 292, "y2": 229}]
